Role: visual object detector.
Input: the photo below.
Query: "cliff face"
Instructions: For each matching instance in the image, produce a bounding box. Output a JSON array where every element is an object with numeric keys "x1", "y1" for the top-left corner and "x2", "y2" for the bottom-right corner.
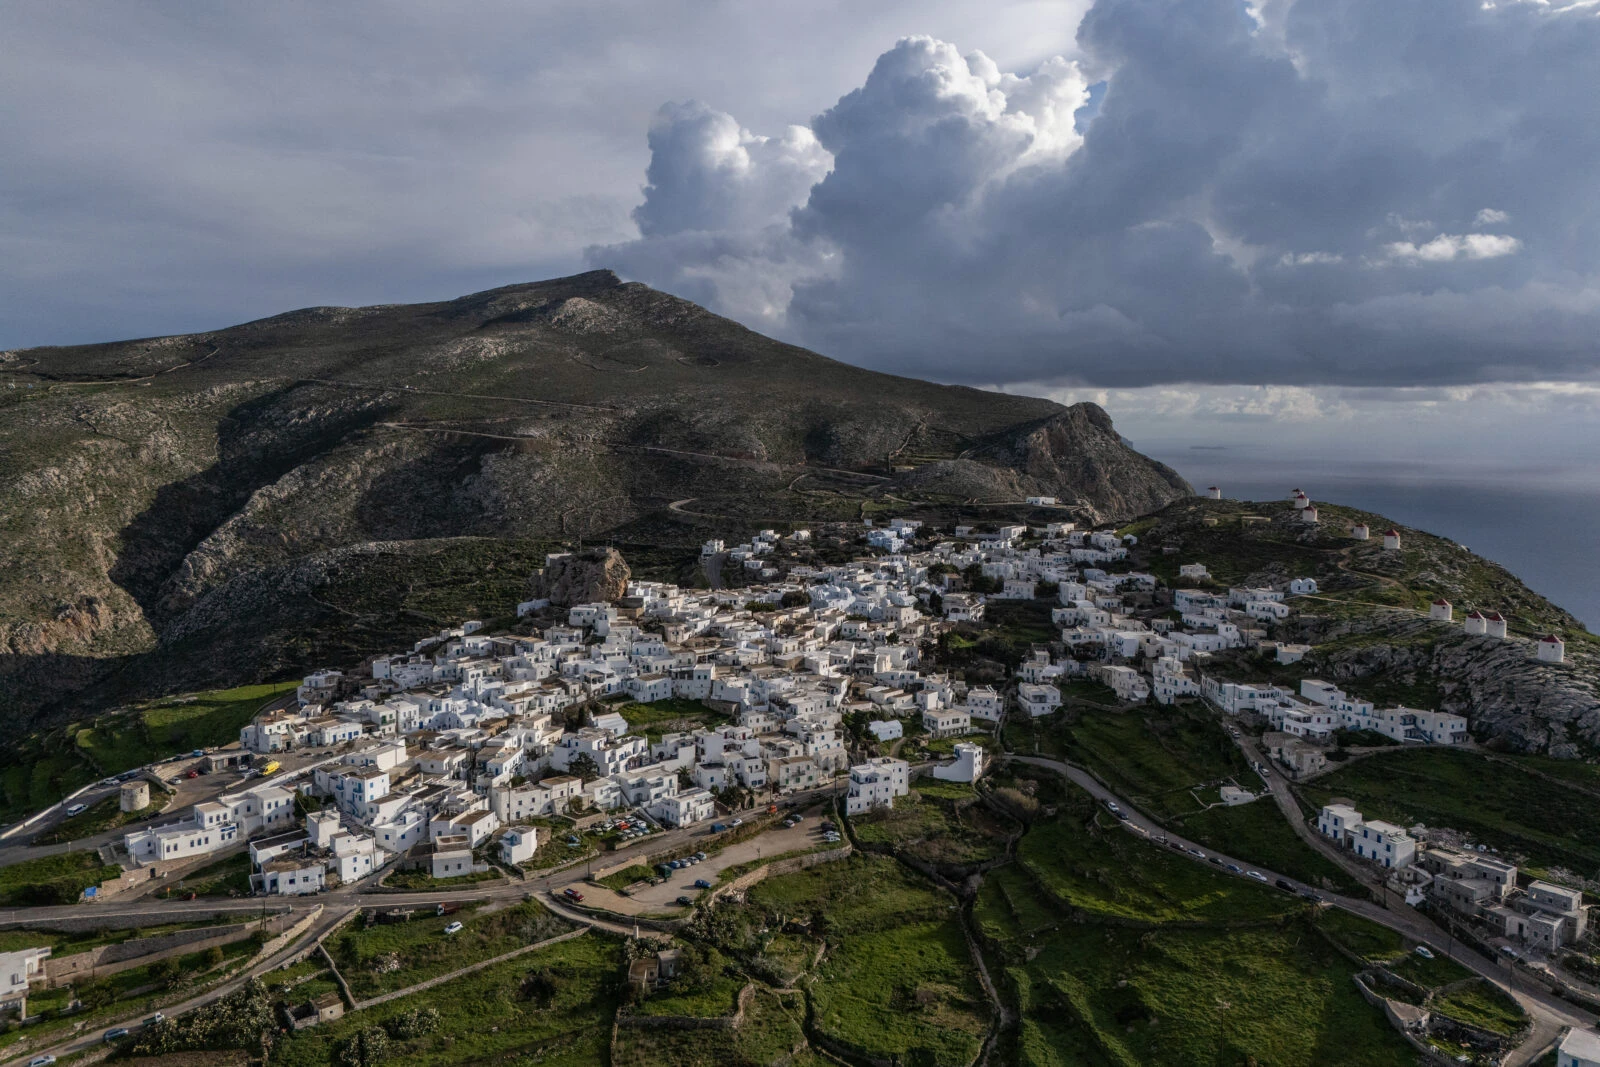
[
  {"x1": 531, "y1": 548, "x2": 631, "y2": 607},
  {"x1": 0, "y1": 270, "x2": 1188, "y2": 720},
  {"x1": 966, "y1": 406, "x2": 1193, "y2": 522}
]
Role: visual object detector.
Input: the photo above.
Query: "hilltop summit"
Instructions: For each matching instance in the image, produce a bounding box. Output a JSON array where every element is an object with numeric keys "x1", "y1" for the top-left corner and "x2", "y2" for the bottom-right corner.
[{"x1": 0, "y1": 271, "x2": 1187, "y2": 719}]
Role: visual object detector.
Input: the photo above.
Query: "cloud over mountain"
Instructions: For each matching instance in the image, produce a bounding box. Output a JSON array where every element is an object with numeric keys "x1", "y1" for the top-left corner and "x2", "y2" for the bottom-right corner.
[{"x1": 596, "y1": 0, "x2": 1600, "y2": 389}]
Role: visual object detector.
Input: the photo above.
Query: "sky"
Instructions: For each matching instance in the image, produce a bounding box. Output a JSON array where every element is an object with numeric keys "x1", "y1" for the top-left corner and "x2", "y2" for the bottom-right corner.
[{"x1": 4, "y1": 0, "x2": 1600, "y2": 473}]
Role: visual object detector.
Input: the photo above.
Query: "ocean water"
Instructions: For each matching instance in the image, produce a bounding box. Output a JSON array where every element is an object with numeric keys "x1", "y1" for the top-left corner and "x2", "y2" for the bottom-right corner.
[{"x1": 1138, "y1": 445, "x2": 1600, "y2": 632}]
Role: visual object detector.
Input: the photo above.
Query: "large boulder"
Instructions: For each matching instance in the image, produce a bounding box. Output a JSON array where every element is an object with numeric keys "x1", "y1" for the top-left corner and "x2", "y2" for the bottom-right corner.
[{"x1": 531, "y1": 547, "x2": 630, "y2": 606}]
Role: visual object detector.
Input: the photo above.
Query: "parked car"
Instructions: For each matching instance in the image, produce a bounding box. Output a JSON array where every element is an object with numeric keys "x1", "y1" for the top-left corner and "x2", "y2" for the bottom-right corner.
[
  {"x1": 669, "y1": 859, "x2": 684, "y2": 869},
  {"x1": 29, "y1": 1055, "x2": 57, "y2": 1066},
  {"x1": 1275, "y1": 878, "x2": 1296, "y2": 893},
  {"x1": 791, "y1": 814, "x2": 804, "y2": 823},
  {"x1": 729, "y1": 818, "x2": 743, "y2": 827},
  {"x1": 711, "y1": 822, "x2": 728, "y2": 832},
  {"x1": 64, "y1": 803, "x2": 87, "y2": 818},
  {"x1": 693, "y1": 851, "x2": 707, "y2": 861},
  {"x1": 694, "y1": 879, "x2": 711, "y2": 889},
  {"x1": 1299, "y1": 889, "x2": 1325, "y2": 903},
  {"x1": 104, "y1": 1028, "x2": 130, "y2": 1042},
  {"x1": 676, "y1": 896, "x2": 693, "y2": 906},
  {"x1": 1225, "y1": 863, "x2": 1242, "y2": 874},
  {"x1": 1415, "y1": 946, "x2": 1435, "y2": 959},
  {"x1": 1189, "y1": 849, "x2": 1207, "y2": 860},
  {"x1": 443, "y1": 921, "x2": 464, "y2": 935},
  {"x1": 563, "y1": 888, "x2": 584, "y2": 902},
  {"x1": 142, "y1": 1013, "x2": 165, "y2": 1027},
  {"x1": 1246, "y1": 870, "x2": 1268, "y2": 883}
]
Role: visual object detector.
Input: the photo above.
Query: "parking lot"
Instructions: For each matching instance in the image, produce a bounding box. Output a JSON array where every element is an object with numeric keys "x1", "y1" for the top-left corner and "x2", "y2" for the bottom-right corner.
[{"x1": 559, "y1": 807, "x2": 837, "y2": 916}]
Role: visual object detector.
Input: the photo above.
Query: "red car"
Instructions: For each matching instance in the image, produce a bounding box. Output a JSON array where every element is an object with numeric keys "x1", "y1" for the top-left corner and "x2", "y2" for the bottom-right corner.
[{"x1": 563, "y1": 887, "x2": 584, "y2": 902}]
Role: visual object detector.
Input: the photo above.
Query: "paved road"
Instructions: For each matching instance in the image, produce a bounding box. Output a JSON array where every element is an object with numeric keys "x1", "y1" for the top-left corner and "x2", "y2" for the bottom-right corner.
[
  {"x1": 1, "y1": 903, "x2": 354, "y2": 1067},
  {"x1": 1007, "y1": 754, "x2": 1593, "y2": 1062}
]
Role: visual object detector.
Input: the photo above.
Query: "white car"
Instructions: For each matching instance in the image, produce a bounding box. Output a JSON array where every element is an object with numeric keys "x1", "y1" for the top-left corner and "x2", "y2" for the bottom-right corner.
[
  {"x1": 1415, "y1": 946, "x2": 1435, "y2": 959},
  {"x1": 443, "y1": 921, "x2": 463, "y2": 935},
  {"x1": 29, "y1": 1055, "x2": 57, "y2": 1066}
]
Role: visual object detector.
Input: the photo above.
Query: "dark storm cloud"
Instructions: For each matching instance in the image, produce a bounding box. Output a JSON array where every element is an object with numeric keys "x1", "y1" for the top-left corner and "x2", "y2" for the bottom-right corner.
[{"x1": 597, "y1": 0, "x2": 1600, "y2": 388}]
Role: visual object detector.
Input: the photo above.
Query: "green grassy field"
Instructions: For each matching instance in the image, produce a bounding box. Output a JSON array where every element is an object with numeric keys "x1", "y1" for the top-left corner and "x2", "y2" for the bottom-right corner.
[
  {"x1": 1431, "y1": 981, "x2": 1527, "y2": 1036},
  {"x1": 1302, "y1": 747, "x2": 1600, "y2": 872},
  {"x1": 633, "y1": 971, "x2": 745, "y2": 1018},
  {"x1": 1015, "y1": 791, "x2": 1297, "y2": 925},
  {"x1": 272, "y1": 931, "x2": 621, "y2": 1067},
  {"x1": 171, "y1": 850, "x2": 253, "y2": 897},
  {"x1": 613, "y1": 987, "x2": 808, "y2": 1066},
  {"x1": 1314, "y1": 908, "x2": 1407, "y2": 963},
  {"x1": 329, "y1": 900, "x2": 571, "y2": 999},
  {"x1": 1059, "y1": 706, "x2": 1254, "y2": 821},
  {"x1": 744, "y1": 854, "x2": 990, "y2": 1067},
  {"x1": 0, "y1": 850, "x2": 121, "y2": 906},
  {"x1": 849, "y1": 782, "x2": 1016, "y2": 868},
  {"x1": 612, "y1": 697, "x2": 729, "y2": 741},
  {"x1": 1175, "y1": 799, "x2": 1366, "y2": 895},
  {"x1": 75, "y1": 680, "x2": 299, "y2": 774},
  {"x1": 980, "y1": 814, "x2": 1418, "y2": 1067}
]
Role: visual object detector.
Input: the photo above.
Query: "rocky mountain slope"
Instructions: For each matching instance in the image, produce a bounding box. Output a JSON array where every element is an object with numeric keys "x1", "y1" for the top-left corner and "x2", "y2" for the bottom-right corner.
[
  {"x1": 0, "y1": 270, "x2": 1189, "y2": 721},
  {"x1": 1128, "y1": 498, "x2": 1599, "y2": 756}
]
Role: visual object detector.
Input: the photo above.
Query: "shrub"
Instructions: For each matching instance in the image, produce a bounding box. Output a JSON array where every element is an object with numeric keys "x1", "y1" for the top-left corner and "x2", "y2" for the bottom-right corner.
[{"x1": 336, "y1": 1026, "x2": 390, "y2": 1067}]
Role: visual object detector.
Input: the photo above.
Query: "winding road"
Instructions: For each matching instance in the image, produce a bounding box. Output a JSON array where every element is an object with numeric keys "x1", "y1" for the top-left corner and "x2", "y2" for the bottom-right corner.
[{"x1": 1005, "y1": 752, "x2": 1591, "y2": 1065}]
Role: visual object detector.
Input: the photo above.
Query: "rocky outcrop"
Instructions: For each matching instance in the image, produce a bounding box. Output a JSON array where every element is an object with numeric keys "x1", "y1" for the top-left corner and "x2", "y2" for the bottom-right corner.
[
  {"x1": 966, "y1": 405, "x2": 1192, "y2": 522},
  {"x1": 530, "y1": 547, "x2": 631, "y2": 607},
  {"x1": 1292, "y1": 611, "x2": 1600, "y2": 757}
]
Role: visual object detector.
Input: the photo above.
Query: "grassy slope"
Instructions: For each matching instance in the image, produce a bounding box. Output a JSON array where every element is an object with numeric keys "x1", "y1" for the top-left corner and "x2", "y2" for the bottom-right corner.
[
  {"x1": 328, "y1": 901, "x2": 570, "y2": 1000},
  {"x1": 1302, "y1": 747, "x2": 1600, "y2": 872},
  {"x1": 0, "y1": 679, "x2": 296, "y2": 823},
  {"x1": 272, "y1": 932, "x2": 620, "y2": 1067},
  {"x1": 979, "y1": 781, "x2": 1417, "y2": 1067},
  {"x1": 747, "y1": 854, "x2": 990, "y2": 1067}
]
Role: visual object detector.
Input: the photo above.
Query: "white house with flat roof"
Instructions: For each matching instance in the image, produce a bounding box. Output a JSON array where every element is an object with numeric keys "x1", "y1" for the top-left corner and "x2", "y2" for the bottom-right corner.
[
  {"x1": 1352, "y1": 820, "x2": 1415, "y2": 869},
  {"x1": 1558, "y1": 1028, "x2": 1600, "y2": 1067},
  {"x1": 846, "y1": 757, "x2": 909, "y2": 815}
]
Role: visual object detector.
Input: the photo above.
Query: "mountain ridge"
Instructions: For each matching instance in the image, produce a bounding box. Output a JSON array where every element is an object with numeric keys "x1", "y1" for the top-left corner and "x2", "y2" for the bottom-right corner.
[{"x1": 0, "y1": 270, "x2": 1189, "y2": 721}]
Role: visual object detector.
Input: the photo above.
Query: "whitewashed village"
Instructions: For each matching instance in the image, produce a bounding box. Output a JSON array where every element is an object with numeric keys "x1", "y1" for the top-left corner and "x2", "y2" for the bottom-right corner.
[
  {"x1": 0, "y1": 486, "x2": 1594, "y2": 1067},
  {"x1": 67, "y1": 487, "x2": 1578, "y2": 970}
]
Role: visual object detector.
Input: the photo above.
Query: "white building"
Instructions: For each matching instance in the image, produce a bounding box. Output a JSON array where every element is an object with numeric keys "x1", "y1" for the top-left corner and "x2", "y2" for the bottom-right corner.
[
  {"x1": 846, "y1": 758, "x2": 909, "y2": 815},
  {"x1": 868, "y1": 720, "x2": 903, "y2": 742},
  {"x1": 1538, "y1": 635, "x2": 1566, "y2": 664},
  {"x1": 0, "y1": 947, "x2": 50, "y2": 1017},
  {"x1": 1557, "y1": 1028, "x2": 1600, "y2": 1067},
  {"x1": 966, "y1": 686, "x2": 1003, "y2": 722},
  {"x1": 255, "y1": 856, "x2": 326, "y2": 896},
  {"x1": 1382, "y1": 529, "x2": 1402, "y2": 551},
  {"x1": 931, "y1": 742, "x2": 986, "y2": 783},
  {"x1": 1352, "y1": 820, "x2": 1415, "y2": 869},
  {"x1": 921, "y1": 707, "x2": 971, "y2": 738},
  {"x1": 1317, "y1": 804, "x2": 1363, "y2": 844},
  {"x1": 499, "y1": 826, "x2": 540, "y2": 866},
  {"x1": 1429, "y1": 598, "x2": 1453, "y2": 622},
  {"x1": 651, "y1": 788, "x2": 716, "y2": 828},
  {"x1": 1017, "y1": 682, "x2": 1062, "y2": 718}
]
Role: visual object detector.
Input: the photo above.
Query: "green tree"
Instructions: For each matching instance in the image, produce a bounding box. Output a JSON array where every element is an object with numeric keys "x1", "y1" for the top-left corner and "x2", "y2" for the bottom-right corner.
[{"x1": 567, "y1": 753, "x2": 602, "y2": 782}]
